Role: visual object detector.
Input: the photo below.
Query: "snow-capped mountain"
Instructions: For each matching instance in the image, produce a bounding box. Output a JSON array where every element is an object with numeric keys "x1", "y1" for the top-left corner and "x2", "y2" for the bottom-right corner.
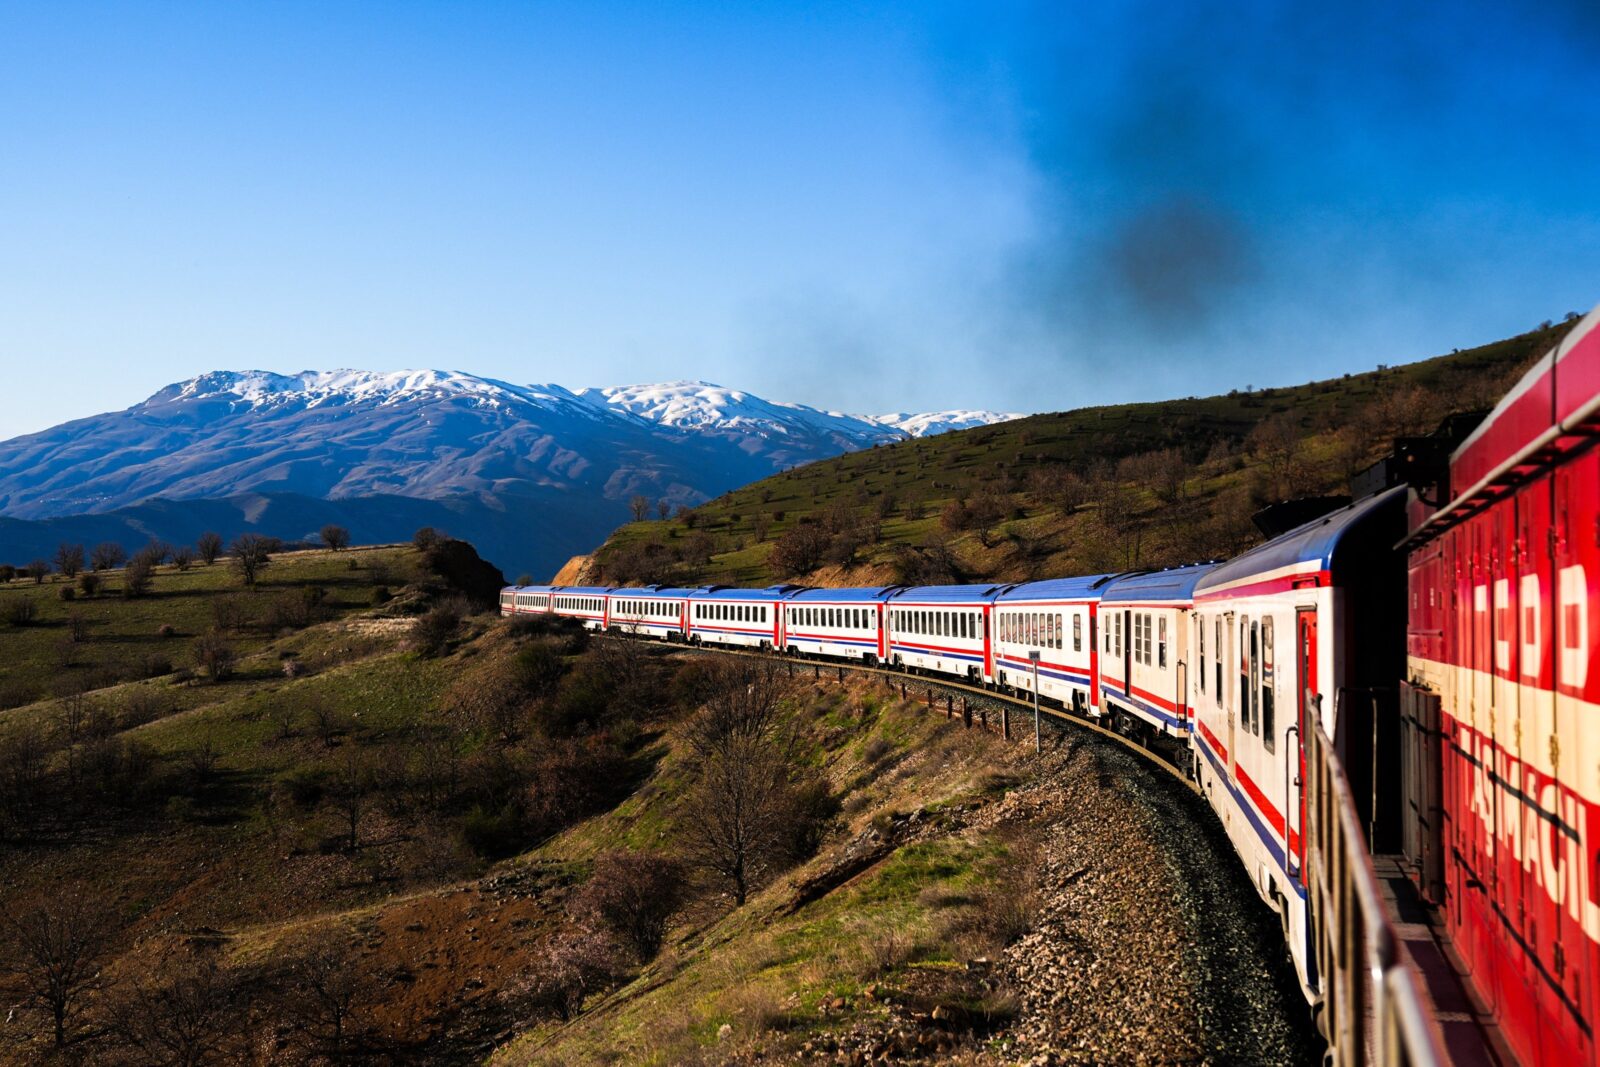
[{"x1": 0, "y1": 370, "x2": 1021, "y2": 576}]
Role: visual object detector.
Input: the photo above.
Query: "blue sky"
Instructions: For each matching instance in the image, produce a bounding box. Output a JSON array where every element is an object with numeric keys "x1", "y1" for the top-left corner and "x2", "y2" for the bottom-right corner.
[{"x1": 2, "y1": 1, "x2": 1596, "y2": 438}]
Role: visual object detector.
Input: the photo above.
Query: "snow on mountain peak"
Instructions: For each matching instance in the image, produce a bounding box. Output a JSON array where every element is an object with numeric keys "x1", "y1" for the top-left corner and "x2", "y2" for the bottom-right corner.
[
  {"x1": 872, "y1": 409, "x2": 1025, "y2": 437},
  {"x1": 151, "y1": 369, "x2": 591, "y2": 414},
  {"x1": 142, "y1": 369, "x2": 1022, "y2": 441}
]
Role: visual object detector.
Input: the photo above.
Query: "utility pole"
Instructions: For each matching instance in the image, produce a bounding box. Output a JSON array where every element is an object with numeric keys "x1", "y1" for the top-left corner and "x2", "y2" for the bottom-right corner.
[{"x1": 1028, "y1": 650, "x2": 1042, "y2": 753}]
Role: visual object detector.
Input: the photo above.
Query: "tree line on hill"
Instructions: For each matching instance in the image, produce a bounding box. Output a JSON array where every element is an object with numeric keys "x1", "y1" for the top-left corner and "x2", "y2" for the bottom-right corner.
[
  {"x1": 595, "y1": 352, "x2": 1536, "y2": 588},
  {"x1": 1, "y1": 525, "x2": 356, "y2": 591}
]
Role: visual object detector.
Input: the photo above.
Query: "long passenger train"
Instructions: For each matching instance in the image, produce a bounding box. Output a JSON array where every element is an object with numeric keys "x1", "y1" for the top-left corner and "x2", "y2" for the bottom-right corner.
[{"x1": 498, "y1": 303, "x2": 1600, "y2": 1067}]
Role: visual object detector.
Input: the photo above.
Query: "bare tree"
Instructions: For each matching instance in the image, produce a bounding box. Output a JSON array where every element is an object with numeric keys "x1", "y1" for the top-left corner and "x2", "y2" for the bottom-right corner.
[
  {"x1": 511, "y1": 926, "x2": 616, "y2": 1022},
  {"x1": 327, "y1": 746, "x2": 372, "y2": 852},
  {"x1": 767, "y1": 522, "x2": 829, "y2": 577},
  {"x1": 92, "y1": 542, "x2": 127, "y2": 571},
  {"x1": 192, "y1": 631, "x2": 235, "y2": 682},
  {"x1": 280, "y1": 940, "x2": 372, "y2": 1061},
  {"x1": 1119, "y1": 448, "x2": 1188, "y2": 504},
  {"x1": 1029, "y1": 466, "x2": 1089, "y2": 515},
  {"x1": 319, "y1": 524, "x2": 351, "y2": 551},
  {"x1": 195, "y1": 532, "x2": 223, "y2": 566},
  {"x1": 575, "y1": 852, "x2": 686, "y2": 962},
  {"x1": 170, "y1": 546, "x2": 195, "y2": 571},
  {"x1": 680, "y1": 732, "x2": 794, "y2": 906},
  {"x1": 25, "y1": 558, "x2": 50, "y2": 584},
  {"x1": 629, "y1": 495, "x2": 650, "y2": 522},
  {"x1": 53, "y1": 543, "x2": 84, "y2": 580},
  {"x1": 230, "y1": 534, "x2": 272, "y2": 587},
  {"x1": 0, "y1": 720, "x2": 50, "y2": 836},
  {"x1": 106, "y1": 944, "x2": 243, "y2": 1066},
  {"x1": 678, "y1": 661, "x2": 827, "y2": 906},
  {"x1": 0, "y1": 896, "x2": 112, "y2": 1048},
  {"x1": 122, "y1": 554, "x2": 155, "y2": 598},
  {"x1": 656, "y1": 499, "x2": 671, "y2": 520}
]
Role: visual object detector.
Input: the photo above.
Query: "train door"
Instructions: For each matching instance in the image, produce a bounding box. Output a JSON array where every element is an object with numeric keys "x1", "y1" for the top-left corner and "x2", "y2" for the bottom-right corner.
[
  {"x1": 1226, "y1": 612, "x2": 1237, "y2": 778},
  {"x1": 1123, "y1": 609, "x2": 1133, "y2": 694},
  {"x1": 1295, "y1": 609, "x2": 1317, "y2": 882},
  {"x1": 1173, "y1": 609, "x2": 1188, "y2": 728}
]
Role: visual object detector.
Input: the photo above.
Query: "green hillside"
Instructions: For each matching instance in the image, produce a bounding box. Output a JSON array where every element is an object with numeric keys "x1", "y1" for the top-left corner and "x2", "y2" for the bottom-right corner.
[
  {"x1": 0, "y1": 539, "x2": 1312, "y2": 1063},
  {"x1": 590, "y1": 317, "x2": 1578, "y2": 588}
]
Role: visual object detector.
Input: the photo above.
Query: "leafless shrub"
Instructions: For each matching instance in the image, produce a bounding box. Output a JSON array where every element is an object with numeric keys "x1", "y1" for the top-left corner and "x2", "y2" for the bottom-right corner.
[
  {"x1": 230, "y1": 533, "x2": 273, "y2": 586},
  {"x1": 4, "y1": 597, "x2": 37, "y2": 626},
  {"x1": 413, "y1": 602, "x2": 462, "y2": 657},
  {"x1": 192, "y1": 631, "x2": 235, "y2": 682},
  {"x1": 574, "y1": 852, "x2": 687, "y2": 963},
  {"x1": 122, "y1": 554, "x2": 155, "y2": 598},
  {"x1": 120, "y1": 688, "x2": 168, "y2": 729},
  {"x1": 91, "y1": 542, "x2": 127, "y2": 571},
  {"x1": 276, "y1": 939, "x2": 376, "y2": 1061},
  {"x1": 104, "y1": 944, "x2": 245, "y2": 1066},
  {"x1": 196, "y1": 532, "x2": 223, "y2": 566},
  {"x1": 510, "y1": 925, "x2": 617, "y2": 1022}
]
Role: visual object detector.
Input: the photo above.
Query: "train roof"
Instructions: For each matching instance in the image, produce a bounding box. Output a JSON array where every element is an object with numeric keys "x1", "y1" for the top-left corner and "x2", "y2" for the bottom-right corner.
[
  {"x1": 996, "y1": 574, "x2": 1119, "y2": 602},
  {"x1": 1195, "y1": 485, "x2": 1406, "y2": 595},
  {"x1": 608, "y1": 586, "x2": 699, "y2": 598},
  {"x1": 889, "y1": 584, "x2": 1010, "y2": 604},
  {"x1": 690, "y1": 585, "x2": 799, "y2": 602},
  {"x1": 504, "y1": 585, "x2": 555, "y2": 593},
  {"x1": 1100, "y1": 564, "x2": 1217, "y2": 604},
  {"x1": 551, "y1": 585, "x2": 612, "y2": 595},
  {"x1": 788, "y1": 586, "x2": 901, "y2": 602}
]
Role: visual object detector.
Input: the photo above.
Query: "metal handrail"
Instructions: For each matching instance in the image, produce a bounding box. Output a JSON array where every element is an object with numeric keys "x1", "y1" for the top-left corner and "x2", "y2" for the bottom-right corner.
[{"x1": 1305, "y1": 690, "x2": 1446, "y2": 1067}]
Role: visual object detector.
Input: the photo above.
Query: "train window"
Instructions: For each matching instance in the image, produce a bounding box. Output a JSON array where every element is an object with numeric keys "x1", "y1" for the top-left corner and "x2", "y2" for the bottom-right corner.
[
  {"x1": 1214, "y1": 619, "x2": 1223, "y2": 704},
  {"x1": 1073, "y1": 614, "x2": 1082, "y2": 651},
  {"x1": 1261, "y1": 617, "x2": 1275, "y2": 752},
  {"x1": 1158, "y1": 617, "x2": 1167, "y2": 669},
  {"x1": 1199, "y1": 616, "x2": 1206, "y2": 692},
  {"x1": 1241, "y1": 619, "x2": 1255, "y2": 733}
]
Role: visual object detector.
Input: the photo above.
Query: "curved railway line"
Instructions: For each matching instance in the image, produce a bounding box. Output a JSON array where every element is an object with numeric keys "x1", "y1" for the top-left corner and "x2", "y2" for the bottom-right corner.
[
  {"x1": 599, "y1": 634, "x2": 1322, "y2": 1063},
  {"x1": 653, "y1": 635, "x2": 1200, "y2": 793}
]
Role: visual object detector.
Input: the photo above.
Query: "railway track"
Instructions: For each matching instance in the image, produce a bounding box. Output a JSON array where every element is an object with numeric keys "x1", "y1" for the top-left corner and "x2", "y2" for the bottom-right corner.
[{"x1": 612, "y1": 634, "x2": 1202, "y2": 795}]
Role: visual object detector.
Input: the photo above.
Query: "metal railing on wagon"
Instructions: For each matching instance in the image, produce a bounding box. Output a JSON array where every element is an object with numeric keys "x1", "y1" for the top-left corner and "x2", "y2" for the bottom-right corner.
[{"x1": 1304, "y1": 689, "x2": 1446, "y2": 1067}]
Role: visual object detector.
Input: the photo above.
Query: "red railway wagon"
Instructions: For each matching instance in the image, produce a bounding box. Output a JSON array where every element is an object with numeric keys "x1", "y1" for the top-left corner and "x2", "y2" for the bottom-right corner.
[{"x1": 1403, "y1": 305, "x2": 1600, "y2": 1067}]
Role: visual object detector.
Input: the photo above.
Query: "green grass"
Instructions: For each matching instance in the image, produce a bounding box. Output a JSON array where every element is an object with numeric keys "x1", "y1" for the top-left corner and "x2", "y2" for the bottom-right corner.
[{"x1": 0, "y1": 544, "x2": 418, "y2": 710}]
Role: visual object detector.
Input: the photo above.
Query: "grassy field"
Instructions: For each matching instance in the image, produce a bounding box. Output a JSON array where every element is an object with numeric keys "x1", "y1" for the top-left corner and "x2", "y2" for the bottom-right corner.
[
  {"x1": 0, "y1": 538, "x2": 1063, "y2": 1064},
  {"x1": 491, "y1": 679, "x2": 1034, "y2": 1065},
  {"x1": 0, "y1": 544, "x2": 420, "y2": 710},
  {"x1": 588, "y1": 317, "x2": 1576, "y2": 588}
]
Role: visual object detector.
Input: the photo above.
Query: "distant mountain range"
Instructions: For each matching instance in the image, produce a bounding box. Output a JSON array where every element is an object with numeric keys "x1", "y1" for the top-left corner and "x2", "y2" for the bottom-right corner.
[{"x1": 0, "y1": 371, "x2": 1019, "y2": 576}]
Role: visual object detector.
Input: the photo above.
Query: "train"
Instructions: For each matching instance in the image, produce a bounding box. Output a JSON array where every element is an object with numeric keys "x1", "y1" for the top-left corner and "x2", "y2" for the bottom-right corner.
[{"x1": 499, "y1": 302, "x2": 1599, "y2": 1067}]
